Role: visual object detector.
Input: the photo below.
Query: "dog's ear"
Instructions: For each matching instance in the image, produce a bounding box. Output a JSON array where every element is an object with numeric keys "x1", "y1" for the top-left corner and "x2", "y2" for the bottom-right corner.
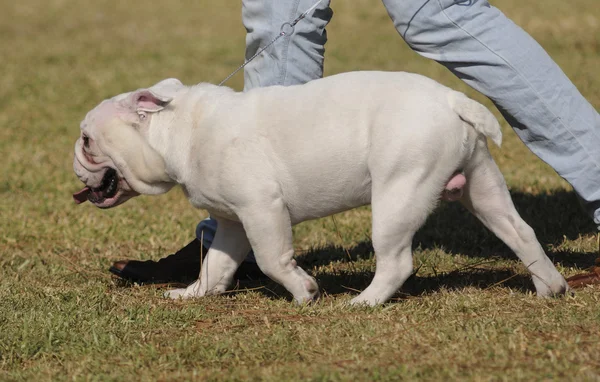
[
  {"x1": 130, "y1": 89, "x2": 173, "y2": 113},
  {"x1": 151, "y1": 78, "x2": 183, "y2": 91}
]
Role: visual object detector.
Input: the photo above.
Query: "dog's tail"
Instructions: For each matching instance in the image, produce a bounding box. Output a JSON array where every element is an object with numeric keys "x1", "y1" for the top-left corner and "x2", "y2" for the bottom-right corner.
[{"x1": 448, "y1": 91, "x2": 502, "y2": 147}]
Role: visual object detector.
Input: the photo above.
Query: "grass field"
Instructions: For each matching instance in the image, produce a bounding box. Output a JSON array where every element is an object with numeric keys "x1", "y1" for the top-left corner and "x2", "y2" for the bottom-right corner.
[{"x1": 1, "y1": 0, "x2": 600, "y2": 380}]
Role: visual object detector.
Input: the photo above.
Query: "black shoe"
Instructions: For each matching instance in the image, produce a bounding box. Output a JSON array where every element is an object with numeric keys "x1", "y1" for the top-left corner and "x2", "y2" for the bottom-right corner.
[{"x1": 109, "y1": 239, "x2": 266, "y2": 283}]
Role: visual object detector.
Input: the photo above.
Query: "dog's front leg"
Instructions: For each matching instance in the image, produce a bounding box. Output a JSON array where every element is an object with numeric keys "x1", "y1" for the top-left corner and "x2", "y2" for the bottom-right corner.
[
  {"x1": 240, "y1": 200, "x2": 320, "y2": 304},
  {"x1": 166, "y1": 218, "x2": 251, "y2": 300}
]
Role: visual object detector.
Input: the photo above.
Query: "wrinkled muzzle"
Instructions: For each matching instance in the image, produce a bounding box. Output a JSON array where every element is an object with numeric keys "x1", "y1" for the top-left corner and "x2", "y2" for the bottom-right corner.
[{"x1": 72, "y1": 142, "x2": 139, "y2": 209}]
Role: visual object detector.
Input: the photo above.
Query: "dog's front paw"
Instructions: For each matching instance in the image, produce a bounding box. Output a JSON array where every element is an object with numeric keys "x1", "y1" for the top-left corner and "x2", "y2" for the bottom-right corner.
[
  {"x1": 293, "y1": 278, "x2": 320, "y2": 304},
  {"x1": 534, "y1": 275, "x2": 570, "y2": 298},
  {"x1": 164, "y1": 287, "x2": 191, "y2": 300},
  {"x1": 164, "y1": 280, "x2": 205, "y2": 300},
  {"x1": 349, "y1": 295, "x2": 383, "y2": 307}
]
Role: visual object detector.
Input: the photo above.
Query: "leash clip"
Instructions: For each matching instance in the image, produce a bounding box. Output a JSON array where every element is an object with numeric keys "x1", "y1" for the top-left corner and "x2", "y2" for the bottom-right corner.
[{"x1": 280, "y1": 22, "x2": 295, "y2": 36}]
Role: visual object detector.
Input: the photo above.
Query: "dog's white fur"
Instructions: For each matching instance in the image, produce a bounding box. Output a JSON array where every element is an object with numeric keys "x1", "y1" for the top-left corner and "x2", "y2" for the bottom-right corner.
[{"x1": 73, "y1": 71, "x2": 568, "y2": 305}]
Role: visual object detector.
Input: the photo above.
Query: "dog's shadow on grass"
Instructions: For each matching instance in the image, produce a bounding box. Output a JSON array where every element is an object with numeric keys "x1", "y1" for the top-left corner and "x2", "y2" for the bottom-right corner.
[
  {"x1": 234, "y1": 265, "x2": 537, "y2": 301},
  {"x1": 413, "y1": 190, "x2": 596, "y2": 267},
  {"x1": 122, "y1": 191, "x2": 596, "y2": 300},
  {"x1": 241, "y1": 190, "x2": 596, "y2": 300}
]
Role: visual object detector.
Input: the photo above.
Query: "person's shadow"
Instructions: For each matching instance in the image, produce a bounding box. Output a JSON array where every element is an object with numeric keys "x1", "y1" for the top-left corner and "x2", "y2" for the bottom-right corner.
[{"x1": 235, "y1": 190, "x2": 597, "y2": 300}]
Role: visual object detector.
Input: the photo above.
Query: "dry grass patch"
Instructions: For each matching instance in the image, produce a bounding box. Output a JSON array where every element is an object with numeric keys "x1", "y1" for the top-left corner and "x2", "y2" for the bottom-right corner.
[{"x1": 1, "y1": 0, "x2": 599, "y2": 380}]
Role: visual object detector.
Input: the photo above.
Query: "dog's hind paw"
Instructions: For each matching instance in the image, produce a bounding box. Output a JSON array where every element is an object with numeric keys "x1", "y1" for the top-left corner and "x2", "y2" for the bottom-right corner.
[{"x1": 534, "y1": 276, "x2": 570, "y2": 298}]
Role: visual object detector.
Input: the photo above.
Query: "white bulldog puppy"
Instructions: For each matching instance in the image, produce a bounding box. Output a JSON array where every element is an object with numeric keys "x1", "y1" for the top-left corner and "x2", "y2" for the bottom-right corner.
[{"x1": 73, "y1": 72, "x2": 568, "y2": 305}]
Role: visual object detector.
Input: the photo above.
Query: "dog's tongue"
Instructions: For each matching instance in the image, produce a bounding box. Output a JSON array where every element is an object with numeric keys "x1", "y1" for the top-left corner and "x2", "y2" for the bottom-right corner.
[{"x1": 73, "y1": 187, "x2": 90, "y2": 204}]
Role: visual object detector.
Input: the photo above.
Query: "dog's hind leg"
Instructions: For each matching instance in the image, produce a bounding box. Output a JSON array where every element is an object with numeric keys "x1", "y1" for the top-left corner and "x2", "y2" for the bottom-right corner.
[
  {"x1": 351, "y1": 172, "x2": 441, "y2": 306},
  {"x1": 460, "y1": 139, "x2": 569, "y2": 296}
]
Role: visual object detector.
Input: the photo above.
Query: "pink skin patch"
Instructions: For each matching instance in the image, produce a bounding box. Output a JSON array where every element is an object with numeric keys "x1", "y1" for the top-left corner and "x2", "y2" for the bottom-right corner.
[{"x1": 442, "y1": 172, "x2": 466, "y2": 201}]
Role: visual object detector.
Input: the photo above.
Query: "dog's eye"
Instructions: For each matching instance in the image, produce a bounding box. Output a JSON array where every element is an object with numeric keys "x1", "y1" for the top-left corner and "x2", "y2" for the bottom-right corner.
[{"x1": 83, "y1": 136, "x2": 90, "y2": 148}]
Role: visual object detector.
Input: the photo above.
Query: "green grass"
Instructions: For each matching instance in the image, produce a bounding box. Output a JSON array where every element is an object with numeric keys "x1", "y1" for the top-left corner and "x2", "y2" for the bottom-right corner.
[{"x1": 1, "y1": 0, "x2": 600, "y2": 380}]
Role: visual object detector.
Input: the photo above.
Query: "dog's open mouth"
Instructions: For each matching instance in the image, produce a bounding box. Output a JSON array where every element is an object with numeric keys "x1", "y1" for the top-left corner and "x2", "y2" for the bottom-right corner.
[{"x1": 73, "y1": 168, "x2": 118, "y2": 204}]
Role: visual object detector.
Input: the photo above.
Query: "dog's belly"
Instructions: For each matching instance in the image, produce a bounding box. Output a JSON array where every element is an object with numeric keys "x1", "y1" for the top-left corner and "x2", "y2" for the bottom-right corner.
[
  {"x1": 281, "y1": 167, "x2": 372, "y2": 225},
  {"x1": 287, "y1": 195, "x2": 371, "y2": 225}
]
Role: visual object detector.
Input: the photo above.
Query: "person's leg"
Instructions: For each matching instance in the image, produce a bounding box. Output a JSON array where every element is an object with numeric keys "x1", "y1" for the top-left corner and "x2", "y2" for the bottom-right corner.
[
  {"x1": 381, "y1": 0, "x2": 600, "y2": 285},
  {"x1": 382, "y1": 0, "x2": 600, "y2": 224},
  {"x1": 242, "y1": 0, "x2": 332, "y2": 89},
  {"x1": 195, "y1": 0, "x2": 333, "y2": 256},
  {"x1": 111, "y1": 0, "x2": 333, "y2": 282}
]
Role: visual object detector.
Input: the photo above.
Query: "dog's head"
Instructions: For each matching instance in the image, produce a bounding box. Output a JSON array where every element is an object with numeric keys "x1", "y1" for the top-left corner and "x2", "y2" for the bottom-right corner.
[{"x1": 72, "y1": 78, "x2": 184, "y2": 208}]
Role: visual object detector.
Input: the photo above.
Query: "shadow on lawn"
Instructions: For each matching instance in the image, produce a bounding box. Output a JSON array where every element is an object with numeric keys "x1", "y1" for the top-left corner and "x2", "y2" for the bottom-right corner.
[
  {"x1": 322, "y1": 268, "x2": 536, "y2": 298},
  {"x1": 232, "y1": 190, "x2": 596, "y2": 301},
  {"x1": 235, "y1": 266, "x2": 536, "y2": 301},
  {"x1": 120, "y1": 190, "x2": 597, "y2": 300},
  {"x1": 298, "y1": 190, "x2": 596, "y2": 267},
  {"x1": 413, "y1": 190, "x2": 596, "y2": 262},
  {"x1": 291, "y1": 190, "x2": 596, "y2": 299}
]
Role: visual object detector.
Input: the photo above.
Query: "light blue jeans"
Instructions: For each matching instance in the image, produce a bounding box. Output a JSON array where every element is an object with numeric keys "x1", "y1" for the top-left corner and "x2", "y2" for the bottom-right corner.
[{"x1": 197, "y1": 0, "x2": 600, "y2": 251}]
